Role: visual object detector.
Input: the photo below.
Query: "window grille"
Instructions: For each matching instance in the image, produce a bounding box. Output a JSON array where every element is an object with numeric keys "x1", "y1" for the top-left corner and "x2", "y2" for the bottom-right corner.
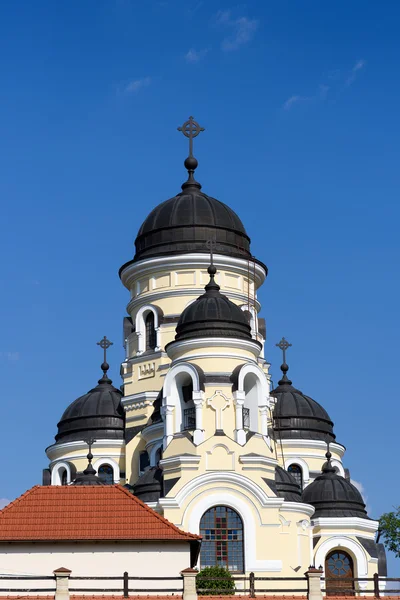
[
  {"x1": 243, "y1": 407, "x2": 250, "y2": 429},
  {"x1": 183, "y1": 407, "x2": 196, "y2": 430},
  {"x1": 200, "y1": 506, "x2": 244, "y2": 573},
  {"x1": 145, "y1": 312, "x2": 156, "y2": 351},
  {"x1": 288, "y1": 463, "x2": 303, "y2": 488}
]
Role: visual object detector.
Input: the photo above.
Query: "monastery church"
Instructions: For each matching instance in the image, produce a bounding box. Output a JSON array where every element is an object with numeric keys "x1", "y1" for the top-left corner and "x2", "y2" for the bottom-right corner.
[{"x1": 0, "y1": 118, "x2": 386, "y2": 595}]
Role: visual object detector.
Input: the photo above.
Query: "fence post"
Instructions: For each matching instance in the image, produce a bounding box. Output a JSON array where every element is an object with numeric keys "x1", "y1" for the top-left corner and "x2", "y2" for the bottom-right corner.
[
  {"x1": 181, "y1": 567, "x2": 198, "y2": 600},
  {"x1": 123, "y1": 571, "x2": 129, "y2": 598},
  {"x1": 53, "y1": 567, "x2": 71, "y2": 600},
  {"x1": 373, "y1": 573, "x2": 380, "y2": 598},
  {"x1": 249, "y1": 571, "x2": 255, "y2": 598},
  {"x1": 305, "y1": 567, "x2": 323, "y2": 600}
]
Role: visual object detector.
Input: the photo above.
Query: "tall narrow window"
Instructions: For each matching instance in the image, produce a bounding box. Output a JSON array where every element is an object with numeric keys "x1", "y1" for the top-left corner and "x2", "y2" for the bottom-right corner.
[
  {"x1": 145, "y1": 312, "x2": 156, "y2": 351},
  {"x1": 325, "y1": 550, "x2": 354, "y2": 596},
  {"x1": 139, "y1": 450, "x2": 150, "y2": 475},
  {"x1": 288, "y1": 464, "x2": 303, "y2": 488},
  {"x1": 98, "y1": 464, "x2": 114, "y2": 485},
  {"x1": 61, "y1": 469, "x2": 68, "y2": 486},
  {"x1": 200, "y1": 506, "x2": 244, "y2": 573},
  {"x1": 155, "y1": 446, "x2": 162, "y2": 465}
]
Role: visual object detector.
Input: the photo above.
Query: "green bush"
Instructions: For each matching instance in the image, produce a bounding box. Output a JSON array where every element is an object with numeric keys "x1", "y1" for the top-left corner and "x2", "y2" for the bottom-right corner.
[{"x1": 196, "y1": 566, "x2": 235, "y2": 596}]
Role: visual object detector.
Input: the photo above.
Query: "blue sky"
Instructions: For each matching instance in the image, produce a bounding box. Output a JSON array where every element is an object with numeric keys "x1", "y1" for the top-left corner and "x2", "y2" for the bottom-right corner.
[{"x1": 1, "y1": 0, "x2": 399, "y2": 574}]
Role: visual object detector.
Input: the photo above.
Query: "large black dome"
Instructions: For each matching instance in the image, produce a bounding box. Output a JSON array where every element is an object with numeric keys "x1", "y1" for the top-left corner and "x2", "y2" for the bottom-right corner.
[
  {"x1": 55, "y1": 363, "x2": 125, "y2": 444},
  {"x1": 271, "y1": 363, "x2": 335, "y2": 443},
  {"x1": 302, "y1": 452, "x2": 368, "y2": 518},
  {"x1": 171, "y1": 266, "x2": 255, "y2": 344},
  {"x1": 133, "y1": 160, "x2": 251, "y2": 263}
]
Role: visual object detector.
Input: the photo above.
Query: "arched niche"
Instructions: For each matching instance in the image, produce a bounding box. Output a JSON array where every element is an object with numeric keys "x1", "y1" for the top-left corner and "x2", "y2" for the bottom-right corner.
[
  {"x1": 134, "y1": 305, "x2": 162, "y2": 354},
  {"x1": 163, "y1": 363, "x2": 205, "y2": 447},
  {"x1": 51, "y1": 461, "x2": 75, "y2": 486}
]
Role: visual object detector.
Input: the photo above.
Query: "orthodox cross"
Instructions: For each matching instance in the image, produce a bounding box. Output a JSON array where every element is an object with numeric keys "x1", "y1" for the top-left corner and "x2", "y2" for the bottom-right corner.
[
  {"x1": 178, "y1": 116, "x2": 205, "y2": 157},
  {"x1": 206, "y1": 237, "x2": 217, "y2": 266},
  {"x1": 97, "y1": 336, "x2": 113, "y2": 363},
  {"x1": 276, "y1": 337, "x2": 292, "y2": 364}
]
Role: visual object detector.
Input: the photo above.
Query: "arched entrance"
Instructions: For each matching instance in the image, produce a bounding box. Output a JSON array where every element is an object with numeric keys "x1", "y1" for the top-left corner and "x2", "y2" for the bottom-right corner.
[
  {"x1": 199, "y1": 506, "x2": 244, "y2": 573},
  {"x1": 325, "y1": 550, "x2": 354, "y2": 596}
]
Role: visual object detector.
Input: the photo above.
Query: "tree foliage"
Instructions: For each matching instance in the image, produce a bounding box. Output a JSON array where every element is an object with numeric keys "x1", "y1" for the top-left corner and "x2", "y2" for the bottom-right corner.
[
  {"x1": 196, "y1": 566, "x2": 235, "y2": 595},
  {"x1": 379, "y1": 507, "x2": 400, "y2": 557}
]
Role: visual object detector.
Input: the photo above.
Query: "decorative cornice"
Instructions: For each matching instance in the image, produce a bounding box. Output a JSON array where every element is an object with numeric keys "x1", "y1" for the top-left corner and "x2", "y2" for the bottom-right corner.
[
  {"x1": 280, "y1": 439, "x2": 346, "y2": 457},
  {"x1": 280, "y1": 502, "x2": 315, "y2": 517},
  {"x1": 239, "y1": 454, "x2": 278, "y2": 468},
  {"x1": 120, "y1": 252, "x2": 267, "y2": 291},
  {"x1": 46, "y1": 439, "x2": 124, "y2": 460},
  {"x1": 127, "y1": 287, "x2": 261, "y2": 316},
  {"x1": 122, "y1": 391, "x2": 159, "y2": 412},
  {"x1": 160, "y1": 455, "x2": 201, "y2": 471},
  {"x1": 167, "y1": 337, "x2": 261, "y2": 361},
  {"x1": 312, "y1": 517, "x2": 379, "y2": 534}
]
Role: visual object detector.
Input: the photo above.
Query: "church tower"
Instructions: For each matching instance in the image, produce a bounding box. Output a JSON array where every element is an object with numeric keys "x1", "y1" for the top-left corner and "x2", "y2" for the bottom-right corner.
[{"x1": 45, "y1": 118, "x2": 385, "y2": 589}]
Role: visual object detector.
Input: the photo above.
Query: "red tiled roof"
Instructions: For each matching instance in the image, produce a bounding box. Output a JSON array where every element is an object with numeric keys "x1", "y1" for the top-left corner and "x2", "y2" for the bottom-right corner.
[{"x1": 0, "y1": 485, "x2": 200, "y2": 542}]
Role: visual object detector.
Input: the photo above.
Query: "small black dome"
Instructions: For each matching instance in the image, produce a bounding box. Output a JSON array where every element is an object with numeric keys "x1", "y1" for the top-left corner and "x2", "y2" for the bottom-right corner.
[
  {"x1": 302, "y1": 452, "x2": 368, "y2": 518},
  {"x1": 56, "y1": 367, "x2": 125, "y2": 444},
  {"x1": 132, "y1": 165, "x2": 251, "y2": 263},
  {"x1": 133, "y1": 467, "x2": 163, "y2": 502},
  {"x1": 272, "y1": 364, "x2": 335, "y2": 443},
  {"x1": 72, "y1": 453, "x2": 104, "y2": 486},
  {"x1": 172, "y1": 267, "x2": 254, "y2": 343}
]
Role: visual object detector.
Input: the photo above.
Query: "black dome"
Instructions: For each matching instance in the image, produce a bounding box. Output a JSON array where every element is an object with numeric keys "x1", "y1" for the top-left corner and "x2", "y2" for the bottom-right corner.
[
  {"x1": 133, "y1": 164, "x2": 251, "y2": 263},
  {"x1": 272, "y1": 364, "x2": 335, "y2": 443},
  {"x1": 72, "y1": 455, "x2": 104, "y2": 486},
  {"x1": 265, "y1": 466, "x2": 302, "y2": 502},
  {"x1": 133, "y1": 467, "x2": 163, "y2": 502},
  {"x1": 172, "y1": 266, "x2": 254, "y2": 343},
  {"x1": 56, "y1": 364, "x2": 125, "y2": 444},
  {"x1": 302, "y1": 452, "x2": 368, "y2": 518}
]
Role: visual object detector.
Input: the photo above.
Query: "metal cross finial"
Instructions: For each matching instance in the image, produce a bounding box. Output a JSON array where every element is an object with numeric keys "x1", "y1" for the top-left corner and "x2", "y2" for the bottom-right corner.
[
  {"x1": 97, "y1": 336, "x2": 113, "y2": 363},
  {"x1": 84, "y1": 437, "x2": 97, "y2": 460},
  {"x1": 178, "y1": 116, "x2": 205, "y2": 157},
  {"x1": 276, "y1": 337, "x2": 292, "y2": 364},
  {"x1": 206, "y1": 236, "x2": 217, "y2": 266}
]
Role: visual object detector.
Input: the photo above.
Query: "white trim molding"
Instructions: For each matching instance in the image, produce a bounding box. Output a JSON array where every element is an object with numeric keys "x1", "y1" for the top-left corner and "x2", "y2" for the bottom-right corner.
[
  {"x1": 122, "y1": 391, "x2": 159, "y2": 412},
  {"x1": 284, "y1": 457, "x2": 310, "y2": 486},
  {"x1": 51, "y1": 461, "x2": 72, "y2": 486},
  {"x1": 280, "y1": 439, "x2": 346, "y2": 458},
  {"x1": 312, "y1": 517, "x2": 379, "y2": 536},
  {"x1": 314, "y1": 535, "x2": 368, "y2": 577},
  {"x1": 134, "y1": 304, "x2": 162, "y2": 353},
  {"x1": 46, "y1": 439, "x2": 125, "y2": 461},
  {"x1": 185, "y1": 491, "x2": 282, "y2": 572},
  {"x1": 120, "y1": 252, "x2": 267, "y2": 293},
  {"x1": 93, "y1": 457, "x2": 121, "y2": 484},
  {"x1": 167, "y1": 337, "x2": 261, "y2": 361}
]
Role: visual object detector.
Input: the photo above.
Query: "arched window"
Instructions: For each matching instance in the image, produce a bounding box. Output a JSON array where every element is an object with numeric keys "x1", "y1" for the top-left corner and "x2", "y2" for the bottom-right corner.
[
  {"x1": 200, "y1": 506, "x2": 244, "y2": 573},
  {"x1": 145, "y1": 312, "x2": 156, "y2": 351},
  {"x1": 61, "y1": 469, "x2": 68, "y2": 486},
  {"x1": 325, "y1": 550, "x2": 354, "y2": 596},
  {"x1": 98, "y1": 464, "x2": 114, "y2": 485},
  {"x1": 288, "y1": 464, "x2": 303, "y2": 488}
]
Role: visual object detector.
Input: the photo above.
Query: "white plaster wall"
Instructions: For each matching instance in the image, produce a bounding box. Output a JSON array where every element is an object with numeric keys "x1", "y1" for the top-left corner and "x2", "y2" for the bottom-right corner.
[{"x1": 0, "y1": 542, "x2": 190, "y2": 594}]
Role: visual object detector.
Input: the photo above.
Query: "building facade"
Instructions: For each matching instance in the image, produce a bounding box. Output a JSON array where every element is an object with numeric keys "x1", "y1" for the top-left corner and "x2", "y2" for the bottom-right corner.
[{"x1": 44, "y1": 120, "x2": 386, "y2": 593}]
